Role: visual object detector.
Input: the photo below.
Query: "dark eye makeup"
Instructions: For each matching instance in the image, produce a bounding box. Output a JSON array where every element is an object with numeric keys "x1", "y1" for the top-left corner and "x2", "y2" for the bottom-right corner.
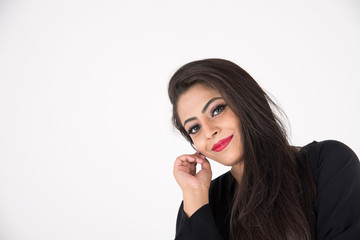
[
  {"x1": 211, "y1": 104, "x2": 226, "y2": 117},
  {"x1": 187, "y1": 104, "x2": 227, "y2": 135},
  {"x1": 188, "y1": 124, "x2": 200, "y2": 135}
]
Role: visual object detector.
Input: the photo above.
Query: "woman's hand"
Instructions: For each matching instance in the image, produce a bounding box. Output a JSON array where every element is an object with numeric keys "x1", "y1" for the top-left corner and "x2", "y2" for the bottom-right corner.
[
  {"x1": 173, "y1": 152, "x2": 212, "y2": 217},
  {"x1": 173, "y1": 152, "x2": 212, "y2": 191}
]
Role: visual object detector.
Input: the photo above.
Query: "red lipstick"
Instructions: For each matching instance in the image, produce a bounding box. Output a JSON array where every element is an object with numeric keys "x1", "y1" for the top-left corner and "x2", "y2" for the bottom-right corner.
[{"x1": 212, "y1": 135, "x2": 233, "y2": 152}]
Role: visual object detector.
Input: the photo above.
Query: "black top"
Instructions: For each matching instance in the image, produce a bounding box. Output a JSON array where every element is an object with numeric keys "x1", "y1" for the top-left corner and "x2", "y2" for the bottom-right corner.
[{"x1": 175, "y1": 140, "x2": 360, "y2": 240}]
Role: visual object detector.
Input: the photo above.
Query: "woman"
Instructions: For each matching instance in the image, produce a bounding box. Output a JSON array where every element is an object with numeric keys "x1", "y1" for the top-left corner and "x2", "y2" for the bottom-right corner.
[{"x1": 168, "y1": 58, "x2": 360, "y2": 240}]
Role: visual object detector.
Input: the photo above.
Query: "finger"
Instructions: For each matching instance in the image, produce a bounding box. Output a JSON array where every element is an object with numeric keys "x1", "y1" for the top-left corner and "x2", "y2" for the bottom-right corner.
[
  {"x1": 174, "y1": 155, "x2": 197, "y2": 166},
  {"x1": 174, "y1": 163, "x2": 196, "y2": 174},
  {"x1": 194, "y1": 156, "x2": 204, "y2": 164},
  {"x1": 195, "y1": 151, "x2": 206, "y2": 159},
  {"x1": 189, "y1": 163, "x2": 197, "y2": 175},
  {"x1": 178, "y1": 154, "x2": 196, "y2": 162},
  {"x1": 174, "y1": 163, "x2": 197, "y2": 179},
  {"x1": 189, "y1": 153, "x2": 204, "y2": 164},
  {"x1": 200, "y1": 158, "x2": 211, "y2": 172},
  {"x1": 174, "y1": 159, "x2": 195, "y2": 172},
  {"x1": 174, "y1": 156, "x2": 195, "y2": 168},
  {"x1": 191, "y1": 152, "x2": 205, "y2": 164}
]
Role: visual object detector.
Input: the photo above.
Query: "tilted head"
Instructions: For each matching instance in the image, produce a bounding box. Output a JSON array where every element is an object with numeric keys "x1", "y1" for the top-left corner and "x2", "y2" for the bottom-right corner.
[{"x1": 168, "y1": 58, "x2": 287, "y2": 161}]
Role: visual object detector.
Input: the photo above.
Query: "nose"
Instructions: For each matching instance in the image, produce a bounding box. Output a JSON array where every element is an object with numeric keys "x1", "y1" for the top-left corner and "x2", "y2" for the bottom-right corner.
[{"x1": 203, "y1": 123, "x2": 218, "y2": 139}]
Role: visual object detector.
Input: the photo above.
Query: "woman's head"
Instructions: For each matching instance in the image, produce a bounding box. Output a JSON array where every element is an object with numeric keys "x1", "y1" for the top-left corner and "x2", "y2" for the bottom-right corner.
[
  {"x1": 176, "y1": 83, "x2": 244, "y2": 167},
  {"x1": 168, "y1": 58, "x2": 287, "y2": 163}
]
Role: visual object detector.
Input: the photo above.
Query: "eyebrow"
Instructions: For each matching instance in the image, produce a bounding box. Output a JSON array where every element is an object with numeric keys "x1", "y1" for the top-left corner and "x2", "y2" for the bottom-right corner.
[{"x1": 183, "y1": 97, "x2": 224, "y2": 127}]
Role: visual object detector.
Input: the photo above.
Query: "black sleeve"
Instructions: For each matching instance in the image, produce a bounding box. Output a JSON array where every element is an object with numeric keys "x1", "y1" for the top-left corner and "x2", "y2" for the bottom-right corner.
[
  {"x1": 312, "y1": 140, "x2": 360, "y2": 240},
  {"x1": 175, "y1": 202, "x2": 224, "y2": 240}
]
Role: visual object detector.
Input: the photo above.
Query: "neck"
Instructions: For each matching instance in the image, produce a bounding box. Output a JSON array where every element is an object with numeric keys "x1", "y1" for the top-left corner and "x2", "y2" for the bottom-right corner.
[{"x1": 231, "y1": 161, "x2": 244, "y2": 183}]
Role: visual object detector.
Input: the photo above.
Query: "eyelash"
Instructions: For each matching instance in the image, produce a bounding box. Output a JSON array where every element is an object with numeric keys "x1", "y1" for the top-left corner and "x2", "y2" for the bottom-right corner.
[{"x1": 187, "y1": 104, "x2": 227, "y2": 135}]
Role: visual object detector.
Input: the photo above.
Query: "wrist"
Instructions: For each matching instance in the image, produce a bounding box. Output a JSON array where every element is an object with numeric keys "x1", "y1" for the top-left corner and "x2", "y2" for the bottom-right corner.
[{"x1": 183, "y1": 188, "x2": 209, "y2": 218}]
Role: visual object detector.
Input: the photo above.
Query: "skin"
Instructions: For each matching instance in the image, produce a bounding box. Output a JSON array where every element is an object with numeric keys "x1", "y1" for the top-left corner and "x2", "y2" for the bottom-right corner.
[{"x1": 174, "y1": 84, "x2": 245, "y2": 217}]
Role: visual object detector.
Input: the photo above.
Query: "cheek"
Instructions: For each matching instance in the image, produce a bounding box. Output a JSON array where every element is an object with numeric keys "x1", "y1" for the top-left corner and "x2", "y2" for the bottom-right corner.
[
  {"x1": 232, "y1": 137, "x2": 244, "y2": 159},
  {"x1": 192, "y1": 138, "x2": 206, "y2": 152}
]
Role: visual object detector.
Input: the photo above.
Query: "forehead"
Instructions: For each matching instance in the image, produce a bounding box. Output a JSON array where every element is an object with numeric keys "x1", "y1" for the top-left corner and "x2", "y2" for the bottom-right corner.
[{"x1": 177, "y1": 84, "x2": 222, "y2": 124}]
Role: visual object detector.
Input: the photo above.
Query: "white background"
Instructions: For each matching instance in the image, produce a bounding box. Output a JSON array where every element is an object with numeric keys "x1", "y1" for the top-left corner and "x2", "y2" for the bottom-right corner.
[{"x1": 0, "y1": 0, "x2": 359, "y2": 239}]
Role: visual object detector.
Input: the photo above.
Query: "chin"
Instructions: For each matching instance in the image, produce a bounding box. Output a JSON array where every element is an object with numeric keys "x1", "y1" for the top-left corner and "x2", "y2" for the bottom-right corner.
[
  {"x1": 206, "y1": 151, "x2": 242, "y2": 166},
  {"x1": 223, "y1": 155, "x2": 243, "y2": 167},
  {"x1": 213, "y1": 157, "x2": 239, "y2": 167}
]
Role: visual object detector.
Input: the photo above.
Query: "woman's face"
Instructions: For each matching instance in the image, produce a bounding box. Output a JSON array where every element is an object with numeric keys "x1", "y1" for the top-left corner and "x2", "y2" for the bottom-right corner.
[{"x1": 177, "y1": 84, "x2": 244, "y2": 166}]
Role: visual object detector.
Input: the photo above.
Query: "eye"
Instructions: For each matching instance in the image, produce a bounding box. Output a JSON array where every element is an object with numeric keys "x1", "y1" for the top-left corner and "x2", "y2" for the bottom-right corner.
[
  {"x1": 188, "y1": 124, "x2": 200, "y2": 135},
  {"x1": 211, "y1": 104, "x2": 226, "y2": 117}
]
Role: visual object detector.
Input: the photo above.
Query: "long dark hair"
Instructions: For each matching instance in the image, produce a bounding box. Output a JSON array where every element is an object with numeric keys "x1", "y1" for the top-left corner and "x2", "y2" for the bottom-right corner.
[{"x1": 168, "y1": 58, "x2": 316, "y2": 240}]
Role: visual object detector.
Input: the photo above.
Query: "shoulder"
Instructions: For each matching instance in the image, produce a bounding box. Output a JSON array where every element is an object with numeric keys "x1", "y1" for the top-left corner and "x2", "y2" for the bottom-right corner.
[
  {"x1": 302, "y1": 140, "x2": 360, "y2": 239},
  {"x1": 301, "y1": 140, "x2": 356, "y2": 158},
  {"x1": 301, "y1": 139, "x2": 359, "y2": 186}
]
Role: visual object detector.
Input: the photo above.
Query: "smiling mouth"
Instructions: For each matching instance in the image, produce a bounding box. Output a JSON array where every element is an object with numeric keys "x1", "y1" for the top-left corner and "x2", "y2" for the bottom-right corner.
[{"x1": 211, "y1": 135, "x2": 233, "y2": 152}]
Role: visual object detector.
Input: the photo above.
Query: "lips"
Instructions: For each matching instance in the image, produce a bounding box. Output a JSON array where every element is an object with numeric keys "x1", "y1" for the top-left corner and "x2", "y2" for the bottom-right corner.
[{"x1": 212, "y1": 135, "x2": 233, "y2": 152}]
